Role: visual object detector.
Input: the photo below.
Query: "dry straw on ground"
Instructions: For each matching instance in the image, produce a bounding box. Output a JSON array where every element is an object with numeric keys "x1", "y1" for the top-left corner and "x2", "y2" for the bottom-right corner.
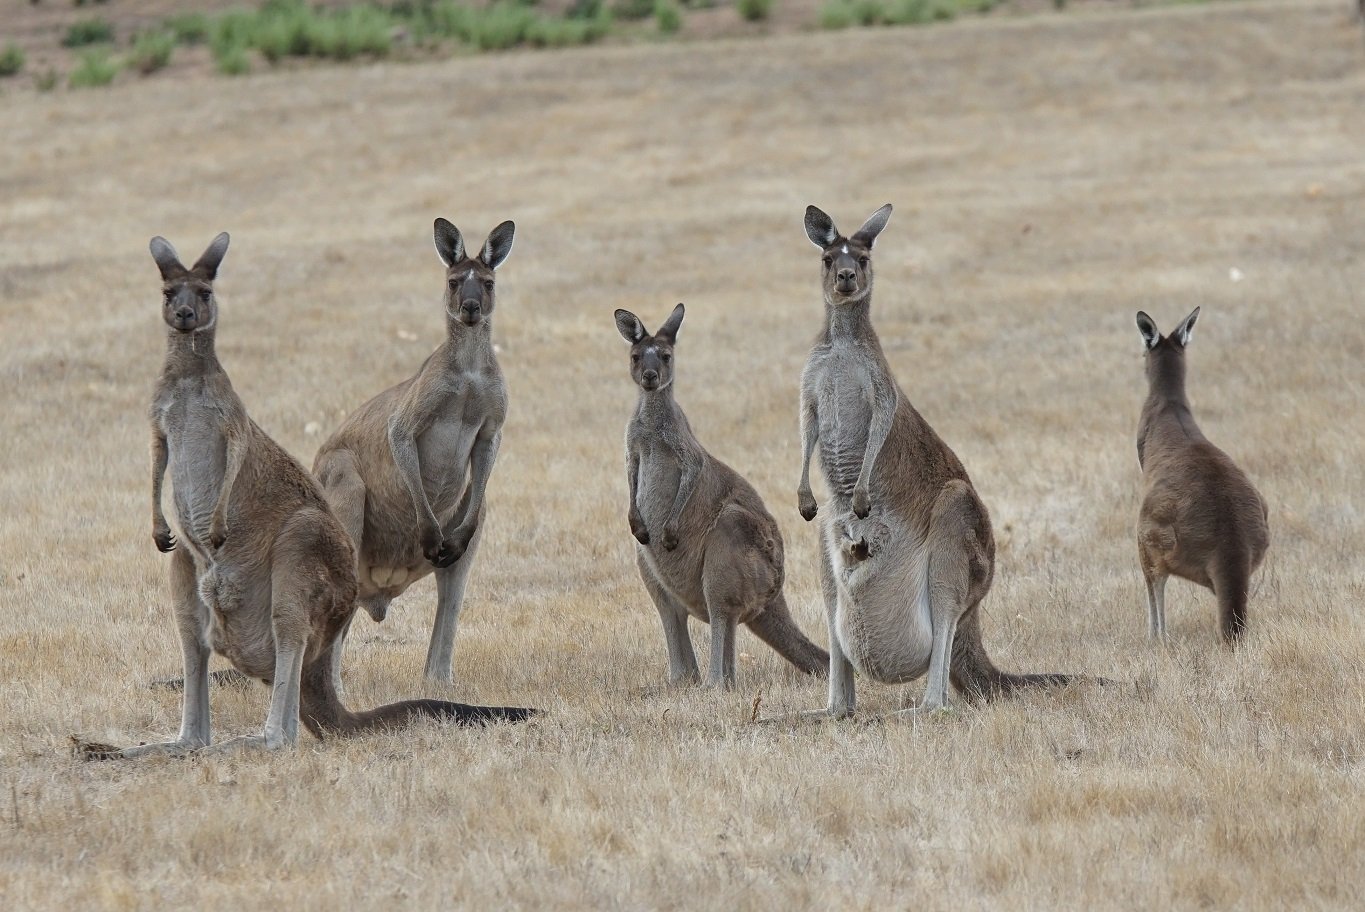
[{"x1": 2, "y1": 1, "x2": 1363, "y2": 907}]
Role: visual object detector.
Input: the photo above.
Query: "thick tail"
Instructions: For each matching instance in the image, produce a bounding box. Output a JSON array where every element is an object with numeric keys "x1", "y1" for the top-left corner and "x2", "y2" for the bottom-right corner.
[
  {"x1": 1211, "y1": 554, "x2": 1250, "y2": 645},
  {"x1": 299, "y1": 647, "x2": 536, "y2": 739},
  {"x1": 746, "y1": 594, "x2": 830, "y2": 677},
  {"x1": 949, "y1": 605, "x2": 1077, "y2": 704}
]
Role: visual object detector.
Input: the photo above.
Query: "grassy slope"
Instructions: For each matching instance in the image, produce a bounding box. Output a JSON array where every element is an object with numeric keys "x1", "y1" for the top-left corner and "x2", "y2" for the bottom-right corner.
[{"x1": 1, "y1": 1, "x2": 1364, "y2": 907}]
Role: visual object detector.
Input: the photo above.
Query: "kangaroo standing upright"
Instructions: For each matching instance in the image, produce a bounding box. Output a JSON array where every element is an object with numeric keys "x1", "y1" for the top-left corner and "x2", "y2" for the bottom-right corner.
[
  {"x1": 78, "y1": 233, "x2": 532, "y2": 760},
  {"x1": 1135, "y1": 308, "x2": 1269, "y2": 644},
  {"x1": 313, "y1": 218, "x2": 514, "y2": 689},
  {"x1": 792, "y1": 204, "x2": 1079, "y2": 718},
  {"x1": 616, "y1": 304, "x2": 828, "y2": 689}
]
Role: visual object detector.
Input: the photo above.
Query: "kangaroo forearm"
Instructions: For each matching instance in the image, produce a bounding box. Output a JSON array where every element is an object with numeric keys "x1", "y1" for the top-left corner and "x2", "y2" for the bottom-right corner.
[
  {"x1": 856, "y1": 397, "x2": 895, "y2": 489},
  {"x1": 668, "y1": 461, "x2": 701, "y2": 526},
  {"x1": 214, "y1": 428, "x2": 247, "y2": 520},
  {"x1": 389, "y1": 429, "x2": 438, "y2": 527},
  {"x1": 798, "y1": 400, "x2": 819, "y2": 492},
  {"x1": 151, "y1": 432, "x2": 170, "y2": 525},
  {"x1": 456, "y1": 433, "x2": 501, "y2": 528},
  {"x1": 627, "y1": 452, "x2": 643, "y2": 514}
]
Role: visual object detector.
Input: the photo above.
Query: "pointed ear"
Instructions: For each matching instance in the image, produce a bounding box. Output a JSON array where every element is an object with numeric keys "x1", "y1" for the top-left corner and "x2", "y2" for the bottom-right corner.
[
  {"x1": 149, "y1": 236, "x2": 185, "y2": 280},
  {"x1": 656, "y1": 303, "x2": 685, "y2": 342},
  {"x1": 1136, "y1": 311, "x2": 1161, "y2": 350},
  {"x1": 191, "y1": 232, "x2": 230, "y2": 280},
  {"x1": 615, "y1": 309, "x2": 645, "y2": 344},
  {"x1": 804, "y1": 205, "x2": 838, "y2": 248},
  {"x1": 1173, "y1": 306, "x2": 1200, "y2": 347},
  {"x1": 434, "y1": 218, "x2": 465, "y2": 267},
  {"x1": 481, "y1": 220, "x2": 516, "y2": 270},
  {"x1": 851, "y1": 203, "x2": 893, "y2": 247}
]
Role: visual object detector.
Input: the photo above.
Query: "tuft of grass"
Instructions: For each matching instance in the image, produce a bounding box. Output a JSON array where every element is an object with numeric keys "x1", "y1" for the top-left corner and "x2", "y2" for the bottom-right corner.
[
  {"x1": 654, "y1": 0, "x2": 682, "y2": 33},
  {"x1": 819, "y1": 0, "x2": 855, "y2": 27},
  {"x1": 34, "y1": 67, "x2": 59, "y2": 91},
  {"x1": 0, "y1": 44, "x2": 24, "y2": 77},
  {"x1": 736, "y1": 0, "x2": 772, "y2": 21},
  {"x1": 613, "y1": 0, "x2": 656, "y2": 20},
  {"x1": 129, "y1": 31, "x2": 175, "y2": 75},
  {"x1": 67, "y1": 49, "x2": 118, "y2": 87},
  {"x1": 165, "y1": 13, "x2": 211, "y2": 45},
  {"x1": 62, "y1": 18, "x2": 114, "y2": 47},
  {"x1": 215, "y1": 44, "x2": 252, "y2": 76}
]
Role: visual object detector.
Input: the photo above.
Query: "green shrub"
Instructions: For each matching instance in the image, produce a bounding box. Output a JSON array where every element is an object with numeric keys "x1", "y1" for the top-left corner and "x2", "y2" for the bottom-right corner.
[
  {"x1": 654, "y1": 0, "x2": 681, "y2": 33},
  {"x1": 0, "y1": 44, "x2": 24, "y2": 77},
  {"x1": 130, "y1": 31, "x2": 175, "y2": 74},
  {"x1": 612, "y1": 0, "x2": 655, "y2": 19},
  {"x1": 736, "y1": 0, "x2": 771, "y2": 21},
  {"x1": 566, "y1": 0, "x2": 605, "y2": 17},
  {"x1": 165, "y1": 13, "x2": 211, "y2": 44},
  {"x1": 525, "y1": 13, "x2": 611, "y2": 46},
  {"x1": 68, "y1": 49, "x2": 118, "y2": 87},
  {"x1": 34, "y1": 68, "x2": 59, "y2": 91},
  {"x1": 215, "y1": 44, "x2": 252, "y2": 75},
  {"x1": 819, "y1": 0, "x2": 855, "y2": 27},
  {"x1": 63, "y1": 18, "x2": 114, "y2": 47},
  {"x1": 884, "y1": 0, "x2": 956, "y2": 23}
]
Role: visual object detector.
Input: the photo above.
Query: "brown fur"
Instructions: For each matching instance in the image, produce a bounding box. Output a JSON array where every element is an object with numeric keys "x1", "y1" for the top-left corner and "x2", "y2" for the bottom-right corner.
[
  {"x1": 616, "y1": 305, "x2": 829, "y2": 688},
  {"x1": 77, "y1": 233, "x2": 532, "y2": 761},
  {"x1": 1135, "y1": 308, "x2": 1269, "y2": 644}
]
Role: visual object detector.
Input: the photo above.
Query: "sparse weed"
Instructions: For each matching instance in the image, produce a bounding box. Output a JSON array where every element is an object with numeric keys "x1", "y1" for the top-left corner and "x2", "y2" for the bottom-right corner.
[
  {"x1": 0, "y1": 44, "x2": 24, "y2": 77},
  {"x1": 655, "y1": 0, "x2": 682, "y2": 33},
  {"x1": 737, "y1": 0, "x2": 772, "y2": 21},
  {"x1": 129, "y1": 31, "x2": 175, "y2": 75},
  {"x1": 62, "y1": 18, "x2": 114, "y2": 47},
  {"x1": 67, "y1": 49, "x2": 118, "y2": 87}
]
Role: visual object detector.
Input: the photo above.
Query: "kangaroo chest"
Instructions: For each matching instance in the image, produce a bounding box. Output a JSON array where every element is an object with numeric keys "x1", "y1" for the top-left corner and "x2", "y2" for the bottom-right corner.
[
  {"x1": 157, "y1": 379, "x2": 227, "y2": 539},
  {"x1": 808, "y1": 346, "x2": 879, "y2": 495},
  {"x1": 416, "y1": 372, "x2": 503, "y2": 513},
  {"x1": 633, "y1": 436, "x2": 684, "y2": 529}
]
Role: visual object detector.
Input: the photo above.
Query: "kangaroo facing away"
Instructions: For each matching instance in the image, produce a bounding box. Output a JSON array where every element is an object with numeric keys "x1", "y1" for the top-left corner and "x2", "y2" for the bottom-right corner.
[
  {"x1": 312, "y1": 218, "x2": 514, "y2": 690},
  {"x1": 789, "y1": 204, "x2": 1082, "y2": 719},
  {"x1": 1135, "y1": 308, "x2": 1269, "y2": 644},
  {"x1": 77, "y1": 234, "x2": 532, "y2": 760},
  {"x1": 615, "y1": 304, "x2": 829, "y2": 689}
]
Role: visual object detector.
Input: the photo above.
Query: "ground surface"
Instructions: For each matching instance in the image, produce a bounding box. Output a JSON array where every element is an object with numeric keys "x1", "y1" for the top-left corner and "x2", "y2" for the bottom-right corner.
[{"x1": 2, "y1": 1, "x2": 1364, "y2": 908}]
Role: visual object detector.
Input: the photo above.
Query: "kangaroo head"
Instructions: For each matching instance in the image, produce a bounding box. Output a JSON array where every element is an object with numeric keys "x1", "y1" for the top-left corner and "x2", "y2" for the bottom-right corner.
[
  {"x1": 434, "y1": 218, "x2": 515, "y2": 329},
  {"x1": 1136, "y1": 307, "x2": 1199, "y2": 386},
  {"x1": 804, "y1": 203, "x2": 892, "y2": 305},
  {"x1": 149, "y1": 233, "x2": 230, "y2": 334},
  {"x1": 615, "y1": 304, "x2": 685, "y2": 393}
]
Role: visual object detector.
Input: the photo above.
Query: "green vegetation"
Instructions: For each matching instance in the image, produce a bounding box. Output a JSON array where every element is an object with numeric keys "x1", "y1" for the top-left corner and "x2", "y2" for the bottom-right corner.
[
  {"x1": 819, "y1": 0, "x2": 963, "y2": 28},
  {"x1": 62, "y1": 18, "x2": 114, "y2": 47},
  {"x1": 612, "y1": 0, "x2": 656, "y2": 19},
  {"x1": 216, "y1": 44, "x2": 253, "y2": 76},
  {"x1": 165, "y1": 13, "x2": 211, "y2": 45},
  {"x1": 129, "y1": 31, "x2": 175, "y2": 74},
  {"x1": 34, "y1": 68, "x2": 59, "y2": 92},
  {"x1": 655, "y1": 0, "x2": 682, "y2": 33},
  {"x1": 0, "y1": 44, "x2": 25, "y2": 77},
  {"x1": 68, "y1": 49, "x2": 118, "y2": 87},
  {"x1": 736, "y1": 0, "x2": 772, "y2": 21}
]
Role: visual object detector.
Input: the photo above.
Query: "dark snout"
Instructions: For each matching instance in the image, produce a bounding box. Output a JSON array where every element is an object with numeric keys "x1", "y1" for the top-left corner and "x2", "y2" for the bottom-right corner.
[
  {"x1": 835, "y1": 268, "x2": 858, "y2": 295},
  {"x1": 640, "y1": 368, "x2": 660, "y2": 391},
  {"x1": 458, "y1": 300, "x2": 482, "y2": 326},
  {"x1": 172, "y1": 305, "x2": 197, "y2": 330}
]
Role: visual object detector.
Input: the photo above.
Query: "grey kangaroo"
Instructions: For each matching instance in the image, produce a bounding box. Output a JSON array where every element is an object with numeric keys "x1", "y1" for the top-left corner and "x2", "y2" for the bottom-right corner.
[
  {"x1": 77, "y1": 233, "x2": 532, "y2": 760},
  {"x1": 792, "y1": 204, "x2": 1081, "y2": 719},
  {"x1": 1135, "y1": 308, "x2": 1269, "y2": 644},
  {"x1": 312, "y1": 218, "x2": 514, "y2": 689},
  {"x1": 616, "y1": 304, "x2": 829, "y2": 689}
]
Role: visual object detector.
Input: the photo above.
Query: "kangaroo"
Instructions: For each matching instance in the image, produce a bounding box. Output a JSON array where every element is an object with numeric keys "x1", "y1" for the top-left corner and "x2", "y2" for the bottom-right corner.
[
  {"x1": 77, "y1": 233, "x2": 532, "y2": 760},
  {"x1": 791, "y1": 204, "x2": 1079, "y2": 719},
  {"x1": 616, "y1": 304, "x2": 829, "y2": 689},
  {"x1": 312, "y1": 218, "x2": 514, "y2": 690},
  {"x1": 1135, "y1": 308, "x2": 1269, "y2": 644}
]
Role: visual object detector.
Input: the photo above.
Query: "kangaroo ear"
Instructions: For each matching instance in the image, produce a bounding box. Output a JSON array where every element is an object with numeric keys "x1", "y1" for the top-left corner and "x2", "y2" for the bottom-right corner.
[
  {"x1": 1173, "y1": 306, "x2": 1200, "y2": 347},
  {"x1": 481, "y1": 220, "x2": 516, "y2": 270},
  {"x1": 656, "y1": 303, "x2": 685, "y2": 342},
  {"x1": 434, "y1": 218, "x2": 465, "y2": 267},
  {"x1": 149, "y1": 236, "x2": 185, "y2": 280},
  {"x1": 851, "y1": 203, "x2": 893, "y2": 247},
  {"x1": 804, "y1": 205, "x2": 838, "y2": 248},
  {"x1": 1136, "y1": 311, "x2": 1161, "y2": 350},
  {"x1": 615, "y1": 309, "x2": 645, "y2": 344},
  {"x1": 191, "y1": 232, "x2": 230, "y2": 280}
]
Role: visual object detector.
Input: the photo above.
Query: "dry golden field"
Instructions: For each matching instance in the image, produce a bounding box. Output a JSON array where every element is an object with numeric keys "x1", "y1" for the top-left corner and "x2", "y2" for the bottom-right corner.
[{"x1": 3, "y1": 1, "x2": 1365, "y2": 908}]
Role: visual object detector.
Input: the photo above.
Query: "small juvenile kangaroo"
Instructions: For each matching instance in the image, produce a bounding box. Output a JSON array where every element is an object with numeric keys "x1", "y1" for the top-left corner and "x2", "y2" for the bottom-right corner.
[
  {"x1": 78, "y1": 233, "x2": 532, "y2": 760},
  {"x1": 1135, "y1": 308, "x2": 1269, "y2": 644},
  {"x1": 616, "y1": 304, "x2": 829, "y2": 689},
  {"x1": 312, "y1": 218, "x2": 514, "y2": 688},
  {"x1": 791, "y1": 204, "x2": 1080, "y2": 718}
]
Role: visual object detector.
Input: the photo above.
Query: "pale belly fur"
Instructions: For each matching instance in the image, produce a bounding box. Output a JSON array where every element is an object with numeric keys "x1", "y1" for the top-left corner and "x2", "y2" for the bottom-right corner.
[{"x1": 826, "y1": 510, "x2": 934, "y2": 684}]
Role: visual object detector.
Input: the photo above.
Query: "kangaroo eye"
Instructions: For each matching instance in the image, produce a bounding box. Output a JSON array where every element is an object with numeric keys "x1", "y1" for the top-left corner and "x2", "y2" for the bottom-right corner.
[
  {"x1": 483, "y1": 280, "x2": 494, "y2": 292},
  {"x1": 163, "y1": 289, "x2": 175, "y2": 301},
  {"x1": 859, "y1": 257, "x2": 869, "y2": 268},
  {"x1": 822, "y1": 256, "x2": 832, "y2": 268},
  {"x1": 448, "y1": 279, "x2": 458, "y2": 291},
  {"x1": 198, "y1": 289, "x2": 212, "y2": 302},
  {"x1": 631, "y1": 354, "x2": 640, "y2": 363},
  {"x1": 660, "y1": 352, "x2": 671, "y2": 363}
]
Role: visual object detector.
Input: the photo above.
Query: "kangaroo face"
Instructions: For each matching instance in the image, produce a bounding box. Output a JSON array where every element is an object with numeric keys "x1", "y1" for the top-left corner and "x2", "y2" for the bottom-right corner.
[
  {"x1": 444, "y1": 260, "x2": 496, "y2": 328},
  {"x1": 161, "y1": 276, "x2": 216, "y2": 333},
  {"x1": 803, "y1": 203, "x2": 893, "y2": 306},
  {"x1": 615, "y1": 303, "x2": 686, "y2": 394}
]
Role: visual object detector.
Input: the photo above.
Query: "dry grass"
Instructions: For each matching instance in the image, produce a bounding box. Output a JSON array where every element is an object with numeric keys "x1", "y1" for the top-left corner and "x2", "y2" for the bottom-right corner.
[{"x1": 3, "y1": 1, "x2": 1365, "y2": 907}]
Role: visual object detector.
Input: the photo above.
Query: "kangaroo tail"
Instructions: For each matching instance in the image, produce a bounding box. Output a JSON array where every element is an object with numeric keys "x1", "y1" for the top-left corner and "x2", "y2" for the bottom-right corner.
[
  {"x1": 949, "y1": 605, "x2": 1081, "y2": 704},
  {"x1": 299, "y1": 646, "x2": 535, "y2": 739},
  {"x1": 1211, "y1": 554, "x2": 1250, "y2": 645},
  {"x1": 746, "y1": 593, "x2": 830, "y2": 676}
]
